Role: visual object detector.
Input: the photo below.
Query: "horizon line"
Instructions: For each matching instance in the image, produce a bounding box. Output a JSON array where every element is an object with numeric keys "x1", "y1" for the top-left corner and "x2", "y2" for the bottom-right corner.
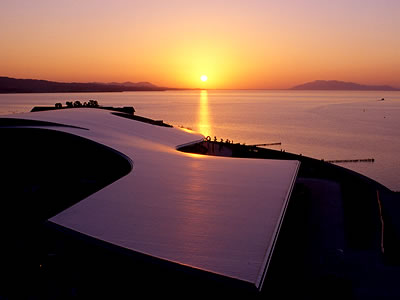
[{"x1": 1, "y1": 76, "x2": 399, "y2": 91}]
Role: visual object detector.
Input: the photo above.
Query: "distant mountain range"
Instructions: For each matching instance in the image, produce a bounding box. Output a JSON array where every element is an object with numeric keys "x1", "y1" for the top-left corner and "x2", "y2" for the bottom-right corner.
[
  {"x1": 106, "y1": 81, "x2": 159, "y2": 88},
  {"x1": 1, "y1": 76, "x2": 399, "y2": 93},
  {"x1": 291, "y1": 80, "x2": 399, "y2": 91},
  {"x1": 0, "y1": 76, "x2": 166, "y2": 93}
]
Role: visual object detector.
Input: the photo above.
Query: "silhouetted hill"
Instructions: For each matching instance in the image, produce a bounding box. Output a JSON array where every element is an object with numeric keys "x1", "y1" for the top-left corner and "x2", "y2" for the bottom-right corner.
[
  {"x1": 107, "y1": 81, "x2": 159, "y2": 89},
  {"x1": 0, "y1": 77, "x2": 166, "y2": 93},
  {"x1": 291, "y1": 80, "x2": 399, "y2": 91}
]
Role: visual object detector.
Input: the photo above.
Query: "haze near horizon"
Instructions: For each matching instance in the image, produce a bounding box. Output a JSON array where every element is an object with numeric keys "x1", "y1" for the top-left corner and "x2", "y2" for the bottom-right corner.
[{"x1": 1, "y1": 0, "x2": 399, "y2": 89}]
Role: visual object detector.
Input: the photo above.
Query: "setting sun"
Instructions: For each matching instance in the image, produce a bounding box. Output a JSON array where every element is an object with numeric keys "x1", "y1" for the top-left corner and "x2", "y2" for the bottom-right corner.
[{"x1": 1, "y1": 1, "x2": 400, "y2": 90}]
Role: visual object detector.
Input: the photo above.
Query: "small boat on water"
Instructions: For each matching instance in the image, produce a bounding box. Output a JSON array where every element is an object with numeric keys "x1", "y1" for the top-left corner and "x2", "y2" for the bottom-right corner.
[{"x1": 0, "y1": 105, "x2": 399, "y2": 299}]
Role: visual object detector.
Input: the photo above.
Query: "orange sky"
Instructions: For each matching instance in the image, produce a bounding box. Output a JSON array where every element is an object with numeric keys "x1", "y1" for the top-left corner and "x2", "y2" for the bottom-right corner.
[{"x1": 1, "y1": 0, "x2": 400, "y2": 89}]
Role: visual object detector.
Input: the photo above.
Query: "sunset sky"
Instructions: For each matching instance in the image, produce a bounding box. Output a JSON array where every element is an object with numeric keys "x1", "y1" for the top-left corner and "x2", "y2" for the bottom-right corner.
[{"x1": 1, "y1": 0, "x2": 400, "y2": 89}]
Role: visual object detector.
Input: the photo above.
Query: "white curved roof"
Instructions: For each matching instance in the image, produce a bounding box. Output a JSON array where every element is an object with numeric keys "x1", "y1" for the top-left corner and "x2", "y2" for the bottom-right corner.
[{"x1": 4, "y1": 108, "x2": 299, "y2": 290}]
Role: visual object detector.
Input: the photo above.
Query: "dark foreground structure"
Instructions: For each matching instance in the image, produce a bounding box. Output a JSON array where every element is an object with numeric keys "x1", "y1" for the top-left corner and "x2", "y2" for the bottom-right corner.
[
  {"x1": 1, "y1": 106, "x2": 399, "y2": 299},
  {"x1": 180, "y1": 140, "x2": 400, "y2": 298}
]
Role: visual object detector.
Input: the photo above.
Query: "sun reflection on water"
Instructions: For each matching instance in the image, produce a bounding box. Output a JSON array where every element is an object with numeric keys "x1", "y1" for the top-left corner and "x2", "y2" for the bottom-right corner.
[{"x1": 197, "y1": 90, "x2": 212, "y2": 137}]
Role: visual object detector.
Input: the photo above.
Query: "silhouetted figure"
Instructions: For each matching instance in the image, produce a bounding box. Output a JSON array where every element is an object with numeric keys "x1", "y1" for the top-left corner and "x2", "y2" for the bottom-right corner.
[
  {"x1": 73, "y1": 101, "x2": 83, "y2": 107},
  {"x1": 55, "y1": 103, "x2": 62, "y2": 108},
  {"x1": 66, "y1": 101, "x2": 73, "y2": 108}
]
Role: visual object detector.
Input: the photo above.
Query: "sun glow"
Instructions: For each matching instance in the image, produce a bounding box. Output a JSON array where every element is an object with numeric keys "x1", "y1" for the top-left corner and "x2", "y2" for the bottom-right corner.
[{"x1": 200, "y1": 75, "x2": 208, "y2": 82}]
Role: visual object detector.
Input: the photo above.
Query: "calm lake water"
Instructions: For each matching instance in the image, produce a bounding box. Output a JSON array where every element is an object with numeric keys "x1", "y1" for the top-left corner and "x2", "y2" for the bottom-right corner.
[{"x1": 1, "y1": 90, "x2": 399, "y2": 191}]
